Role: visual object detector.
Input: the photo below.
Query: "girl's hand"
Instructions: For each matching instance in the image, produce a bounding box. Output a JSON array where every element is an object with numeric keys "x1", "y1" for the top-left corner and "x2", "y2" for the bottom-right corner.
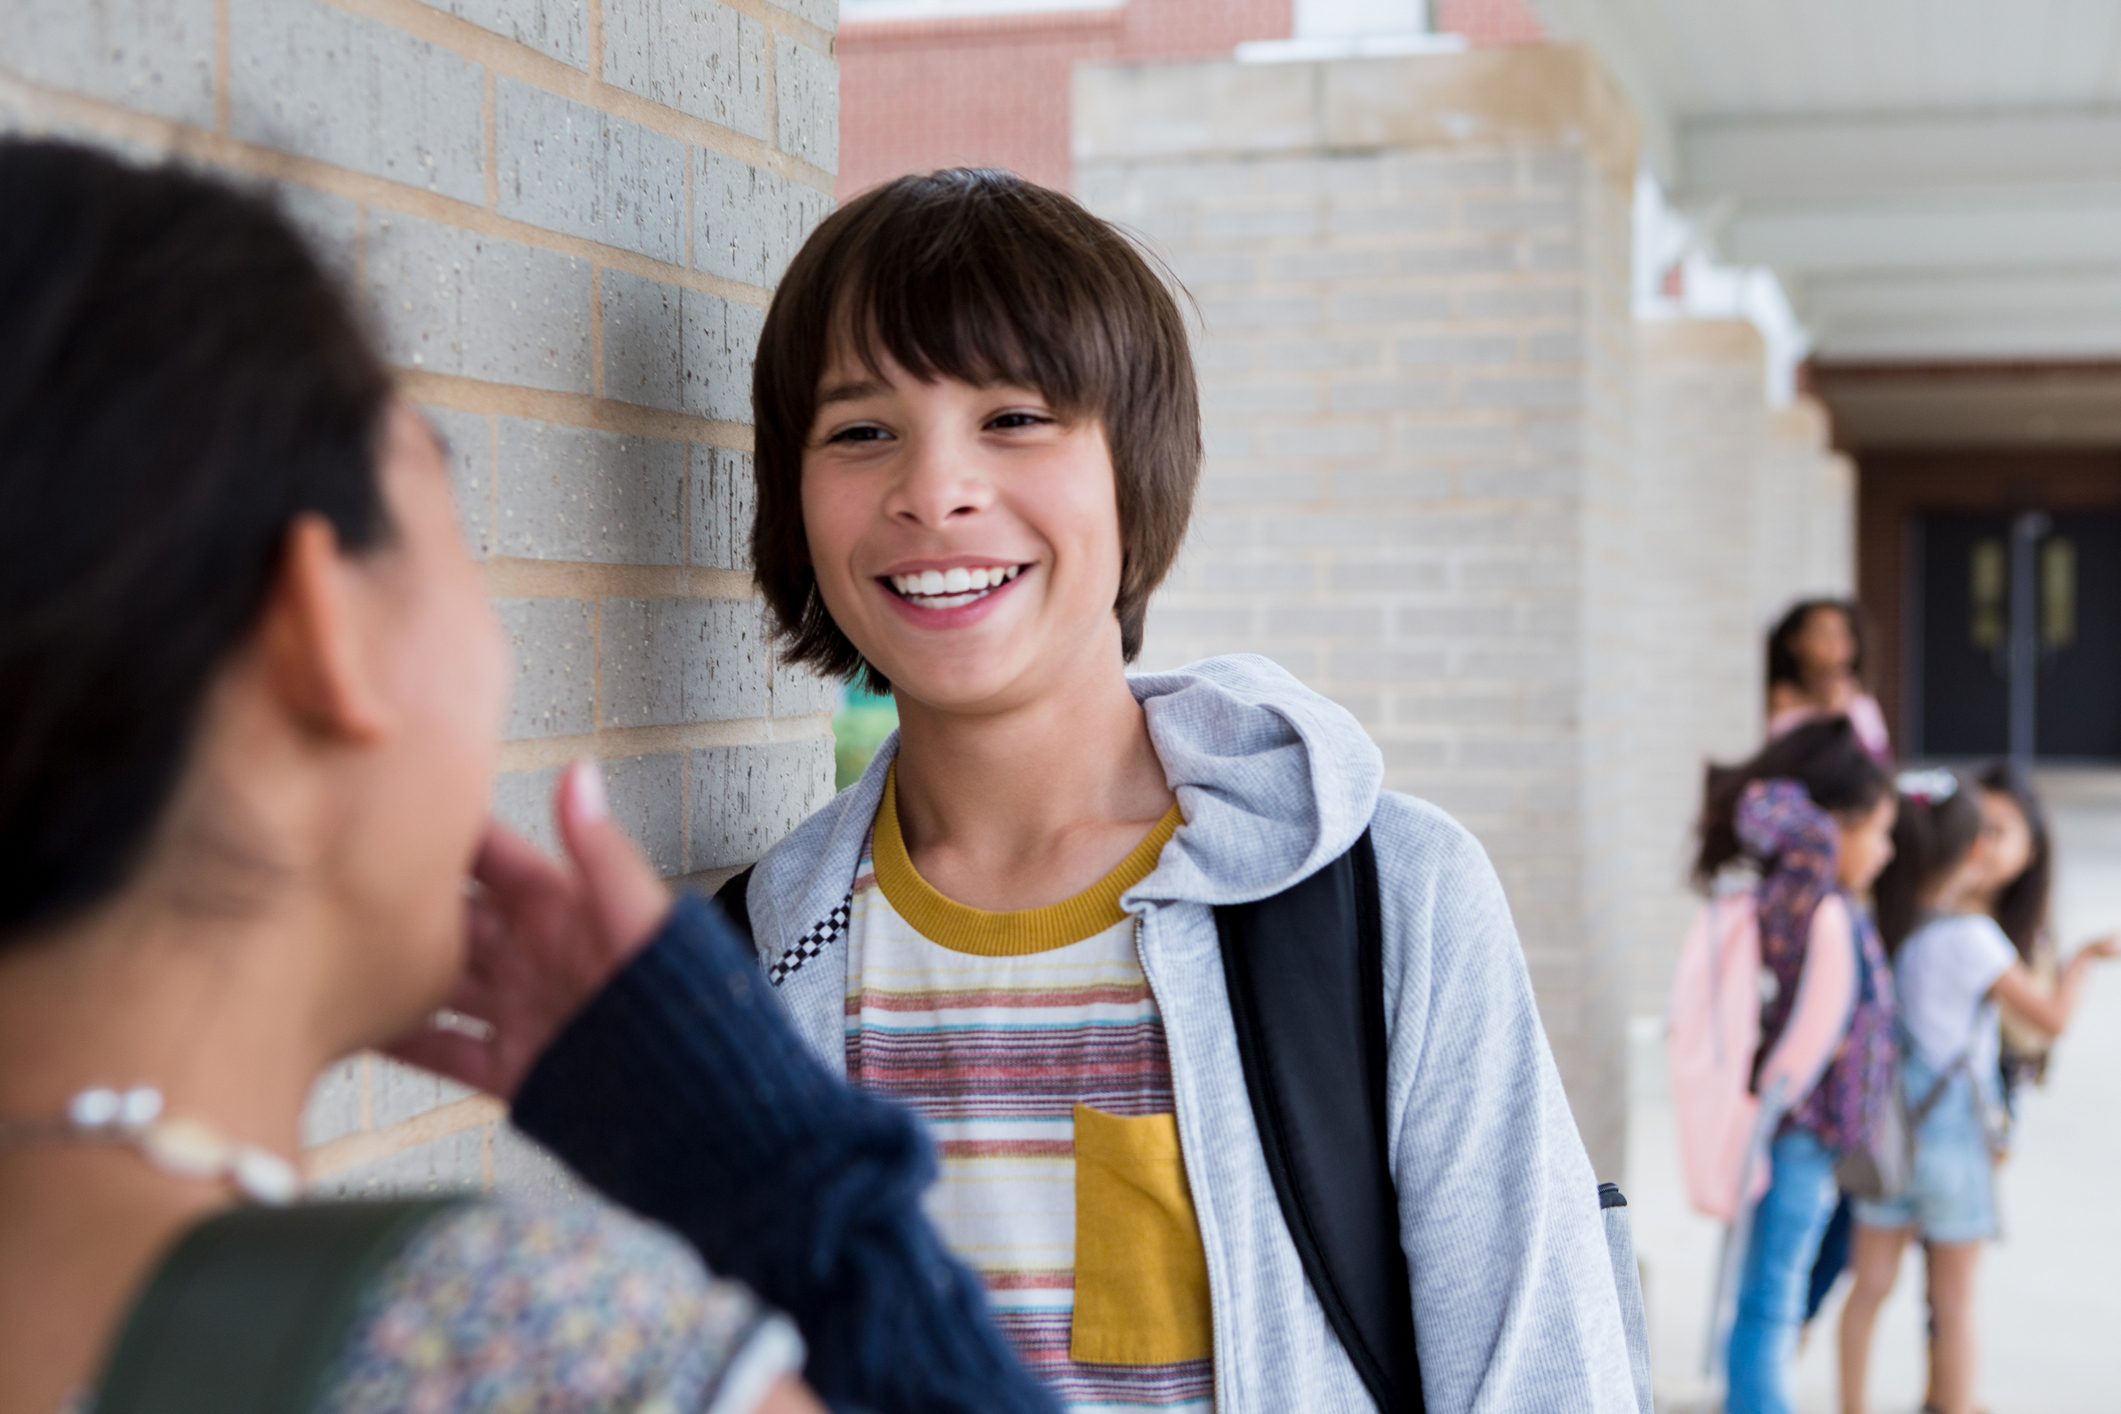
[
  {"x1": 2075, "y1": 934, "x2": 2120, "y2": 964},
  {"x1": 386, "y1": 760, "x2": 672, "y2": 1101}
]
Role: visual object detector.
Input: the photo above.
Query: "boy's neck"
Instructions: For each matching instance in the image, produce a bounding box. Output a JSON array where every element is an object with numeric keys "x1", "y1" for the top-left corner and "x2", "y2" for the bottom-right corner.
[{"x1": 892, "y1": 664, "x2": 1173, "y2": 862}]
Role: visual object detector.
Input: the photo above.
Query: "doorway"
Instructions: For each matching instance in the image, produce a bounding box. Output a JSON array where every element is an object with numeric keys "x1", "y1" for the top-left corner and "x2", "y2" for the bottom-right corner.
[
  {"x1": 1855, "y1": 447, "x2": 2121, "y2": 766},
  {"x1": 1913, "y1": 510, "x2": 2121, "y2": 761}
]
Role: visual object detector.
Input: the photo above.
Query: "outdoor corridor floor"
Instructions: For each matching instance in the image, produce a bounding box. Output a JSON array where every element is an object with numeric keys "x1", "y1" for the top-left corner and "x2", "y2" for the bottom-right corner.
[{"x1": 1632, "y1": 770, "x2": 2121, "y2": 1414}]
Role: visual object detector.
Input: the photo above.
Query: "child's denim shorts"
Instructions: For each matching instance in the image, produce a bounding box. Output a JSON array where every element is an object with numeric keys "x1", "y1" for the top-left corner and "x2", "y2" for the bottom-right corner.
[{"x1": 1852, "y1": 1052, "x2": 2004, "y2": 1244}]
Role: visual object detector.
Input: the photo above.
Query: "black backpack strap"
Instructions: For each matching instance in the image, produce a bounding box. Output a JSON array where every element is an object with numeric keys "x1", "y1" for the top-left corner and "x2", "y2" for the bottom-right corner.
[
  {"x1": 95, "y1": 1197, "x2": 468, "y2": 1414},
  {"x1": 1214, "y1": 829, "x2": 1422, "y2": 1411},
  {"x1": 715, "y1": 865, "x2": 757, "y2": 946}
]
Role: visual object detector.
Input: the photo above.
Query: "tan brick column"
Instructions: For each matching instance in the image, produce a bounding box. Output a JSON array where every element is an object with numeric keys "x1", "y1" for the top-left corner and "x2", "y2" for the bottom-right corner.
[
  {"x1": 1765, "y1": 397, "x2": 1857, "y2": 607},
  {"x1": 1076, "y1": 46, "x2": 1639, "y2": 1177},
  {"x1": 1620, "y1": 320, "x2": 1773, "y2": 1017}
]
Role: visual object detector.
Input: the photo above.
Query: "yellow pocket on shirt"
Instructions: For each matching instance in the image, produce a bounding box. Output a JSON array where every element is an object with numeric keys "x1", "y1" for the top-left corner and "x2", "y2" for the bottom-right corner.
[{"x1": 1069, "y1": 1103, "x2": 1214, "y2": 1366}]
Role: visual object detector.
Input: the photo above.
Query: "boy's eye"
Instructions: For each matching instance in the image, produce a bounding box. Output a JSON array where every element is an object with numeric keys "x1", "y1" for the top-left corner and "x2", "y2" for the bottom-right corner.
[{"x1": 988, "y1": 411, "x2": 1053, "y2": 431}]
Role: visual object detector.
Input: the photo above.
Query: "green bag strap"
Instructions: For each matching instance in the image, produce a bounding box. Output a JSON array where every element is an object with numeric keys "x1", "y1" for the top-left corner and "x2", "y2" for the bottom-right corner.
[{"x1": 94, "y1": 1197, "x2": 471, "y2": 1414}]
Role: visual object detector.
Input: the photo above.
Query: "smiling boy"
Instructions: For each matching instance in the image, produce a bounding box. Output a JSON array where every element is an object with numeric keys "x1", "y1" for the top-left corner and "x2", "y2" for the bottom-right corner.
[{"x1": 726, "y1": 169, "x2": 1641, "y2": 1411}]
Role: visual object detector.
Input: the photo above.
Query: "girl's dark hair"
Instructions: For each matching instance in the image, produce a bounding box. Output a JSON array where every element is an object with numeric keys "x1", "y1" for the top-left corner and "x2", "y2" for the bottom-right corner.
[
  {"x1": 1872, "y1": 772, "x2": 1983, "y2": 953},
  {"x1": 751, "y1": 167, "x2": 1201, "y2": 692},
  {"x1": 1693, "y1": 716, "x2": 1894, "y2": 887},
  {"x1": 0, "y1": 141, "x2": 393, "y2": 940},
  {"x1": 1976, "y1": 761, "x2": 2053, "y2": 962},
  {"x1": 1766, "y1": 597, "x2": 1870, "y2": 690}
]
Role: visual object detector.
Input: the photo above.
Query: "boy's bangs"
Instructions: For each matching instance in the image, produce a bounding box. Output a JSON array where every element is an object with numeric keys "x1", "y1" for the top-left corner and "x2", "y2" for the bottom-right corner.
[{"x1": 824, "y1": 229, "x2": 1118, "y2": 419}]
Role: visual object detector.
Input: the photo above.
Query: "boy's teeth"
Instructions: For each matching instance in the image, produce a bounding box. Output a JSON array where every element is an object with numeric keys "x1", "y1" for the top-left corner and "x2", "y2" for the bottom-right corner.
[{"x1": 890, "y1": 565, "x2": 1022, "y2": 598}]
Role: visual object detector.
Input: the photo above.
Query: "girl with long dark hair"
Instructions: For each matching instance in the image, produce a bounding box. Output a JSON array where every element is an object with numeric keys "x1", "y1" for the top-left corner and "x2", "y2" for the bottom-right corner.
[{"x1": 1837, "y1": 770, "x2": 2116, "y2": 1414}]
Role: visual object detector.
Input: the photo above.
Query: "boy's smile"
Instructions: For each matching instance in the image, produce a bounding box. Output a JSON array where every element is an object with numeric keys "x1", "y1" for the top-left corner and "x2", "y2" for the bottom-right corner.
[
  {"x1": 880, "y1": 556, "x2": 1029, "y2": 618},
  {"x1": 801, "y1": 350, "x2": 1125, "y2": 710}
]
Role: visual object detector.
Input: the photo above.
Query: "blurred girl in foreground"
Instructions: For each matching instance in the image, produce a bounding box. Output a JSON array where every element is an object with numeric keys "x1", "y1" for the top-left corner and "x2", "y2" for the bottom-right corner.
[{"x1": 0, "y1": 140, "x2": 1050, "y2": 1414}]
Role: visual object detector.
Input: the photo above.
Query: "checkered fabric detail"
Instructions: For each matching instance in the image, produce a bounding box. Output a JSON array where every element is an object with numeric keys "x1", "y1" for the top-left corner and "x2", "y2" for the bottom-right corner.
[{"x1": 767, "y1": 894, "x2": 853, "y2": 986}]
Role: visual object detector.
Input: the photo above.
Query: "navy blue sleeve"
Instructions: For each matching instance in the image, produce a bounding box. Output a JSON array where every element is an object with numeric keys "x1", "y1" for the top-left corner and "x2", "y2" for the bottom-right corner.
[{"x1": 512, "y1": 894, "x2": 1057, "y2": 1414}]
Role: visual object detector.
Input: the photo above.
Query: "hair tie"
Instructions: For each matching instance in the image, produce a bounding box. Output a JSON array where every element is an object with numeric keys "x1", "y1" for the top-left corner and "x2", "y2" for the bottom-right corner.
[{"x1": 1896, "y1": 767, "x2": 1959, "y2": 807}]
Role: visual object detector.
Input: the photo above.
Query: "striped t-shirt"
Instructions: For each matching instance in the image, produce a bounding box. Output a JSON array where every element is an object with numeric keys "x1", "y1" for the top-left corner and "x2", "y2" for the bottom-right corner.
[{"x1": 844, "y1": 770, "x2": 1214, "y2": 1410}]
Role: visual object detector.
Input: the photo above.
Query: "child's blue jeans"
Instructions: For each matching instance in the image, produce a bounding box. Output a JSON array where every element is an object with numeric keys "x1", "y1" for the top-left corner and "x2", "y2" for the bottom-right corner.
[{"x1": 1726, "y1": 1128, "x2": 1840, "y2": 1414}]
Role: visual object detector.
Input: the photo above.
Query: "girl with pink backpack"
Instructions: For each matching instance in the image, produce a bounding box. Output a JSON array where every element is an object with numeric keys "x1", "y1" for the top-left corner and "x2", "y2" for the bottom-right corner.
[{"x1": 1676, "y1": 718, "x2": 1900, "y2": 1414}]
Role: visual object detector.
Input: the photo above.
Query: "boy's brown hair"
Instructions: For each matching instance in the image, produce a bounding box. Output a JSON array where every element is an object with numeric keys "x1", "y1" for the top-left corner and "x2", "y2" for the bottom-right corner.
[{"x1": 750, "y1": 167, "x2": 1201, "y2": 690}]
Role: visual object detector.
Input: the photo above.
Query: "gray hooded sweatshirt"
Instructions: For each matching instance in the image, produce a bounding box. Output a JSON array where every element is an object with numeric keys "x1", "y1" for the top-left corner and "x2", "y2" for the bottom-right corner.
[{"x1": 733, "y1": 655, "x2": 1643, "y2": 1411}]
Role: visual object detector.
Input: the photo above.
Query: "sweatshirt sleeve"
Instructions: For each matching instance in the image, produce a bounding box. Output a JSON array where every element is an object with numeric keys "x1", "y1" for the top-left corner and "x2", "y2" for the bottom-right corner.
[
  {"x1": 511, "y1": 894, "x2": 1057, "y2": 1414},
  {"x1": 1370, "y1": 795, "x2": 1640, "y2": 1412}
]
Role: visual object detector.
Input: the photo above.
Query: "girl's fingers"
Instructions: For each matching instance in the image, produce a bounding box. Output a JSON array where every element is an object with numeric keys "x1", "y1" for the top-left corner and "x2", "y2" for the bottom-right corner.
[
  {"x1": 472, "y1": 820, "x2": 568, "y2": 903},
  {"x1": 463, "y1": 893, "x2": 512, "y2": 971}
]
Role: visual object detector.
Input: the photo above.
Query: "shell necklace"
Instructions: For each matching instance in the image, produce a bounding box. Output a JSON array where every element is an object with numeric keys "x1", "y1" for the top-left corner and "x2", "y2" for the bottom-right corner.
[{"x1": 0, "y1": 1086, "x2": 301, "y2": 1204}]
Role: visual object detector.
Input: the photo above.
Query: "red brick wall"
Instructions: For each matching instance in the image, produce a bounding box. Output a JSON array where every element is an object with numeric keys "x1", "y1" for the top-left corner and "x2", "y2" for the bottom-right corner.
[
  {"x1": 837, "y1": 0, "x2": 1546, "y2": 200},
  {"x1": 838, "y1": 1, "x2": 1293, "y2": 199},
  {"x1": 1435, "y1": 0, "x2": 1548, "y2": 45}
]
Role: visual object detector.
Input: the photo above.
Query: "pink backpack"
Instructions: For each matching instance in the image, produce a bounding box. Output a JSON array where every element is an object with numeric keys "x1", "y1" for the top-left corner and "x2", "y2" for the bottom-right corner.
[{"x1": 1668, "y1": 893, "x2": 1772, "y2": 1222}]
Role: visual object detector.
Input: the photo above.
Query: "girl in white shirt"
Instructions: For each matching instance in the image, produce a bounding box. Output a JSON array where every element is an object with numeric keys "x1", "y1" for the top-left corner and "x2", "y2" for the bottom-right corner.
[{"x1": 1838, "y1": 769, "x2": 2117, "y2": 1414}]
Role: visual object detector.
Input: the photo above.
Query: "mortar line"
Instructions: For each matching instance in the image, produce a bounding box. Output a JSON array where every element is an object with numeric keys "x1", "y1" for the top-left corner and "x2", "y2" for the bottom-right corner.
[
  {"x1": 720, "y1": 0, "x2": 835, "y2": 51},
  {"x1": 761, "y1": 17, "x2": 779, "y2": 166},
  {"x1": 398, "y1": 370, "x2": 755, "y2": 450},
  {"x1": 481, "y1": 559, "x2": 758, "y2": 601},
  {"x1": 680, "y1": 750, "x2": 695, "y2": 875},
  {"x1": 591, "y1": 598, "x2": 605, "y2": 732},
  {"x1": 483, "y1": 69, "x2": 498, "y2": 209},
  {"x1": 684, "y1": 146, "x2": 698, "y2": 276},
  {"x1": 485, "y1": 414, "x2": 500, "y2": 559},
  {"x1": 305, "y1": 1096, "x2": 503, "y2": 1180},
  {"x1": 498, "y1": 714, "x2": 833, "y2": 772},
  {"x1": 591, "y1": 268, "x2": 606, "y2": 399},
  {"x1": 213, "y1": 0, "x2": 232, "y2": 133}
]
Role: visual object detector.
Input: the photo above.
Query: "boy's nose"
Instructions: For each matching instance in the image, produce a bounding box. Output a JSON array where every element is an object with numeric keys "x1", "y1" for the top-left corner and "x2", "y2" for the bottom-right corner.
[{"x1": 887, "y1": 437, "x2": 993, "y2": 526}]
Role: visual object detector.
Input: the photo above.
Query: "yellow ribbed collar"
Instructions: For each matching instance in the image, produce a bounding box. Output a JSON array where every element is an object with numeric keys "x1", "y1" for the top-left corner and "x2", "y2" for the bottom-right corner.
[{"x1": 873, "y1": 765, "x2": 1181, "y2": 956}]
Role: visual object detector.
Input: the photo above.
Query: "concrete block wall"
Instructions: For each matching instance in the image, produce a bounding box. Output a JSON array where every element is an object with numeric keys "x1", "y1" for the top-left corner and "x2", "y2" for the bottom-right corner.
[
  {"x1": 1621, "y1": 336, "x2": 1859, "y2": 1019},
  {"x1": 1769, "y1": 398, "x2": 1858, "y2": 607},
  {"x1": 1571, "y1": 127, "x2": 1641, "y2": 1182},
  {"x1": 3, "y1": 0, "x2": 839, "y2": 1193},
  {"x1": 1623, "y1": 320, "x2": 1773, "y2": 1017},
  {"x1": 1076, "y1": 46, "x2": 1641, "y2": 1177}
]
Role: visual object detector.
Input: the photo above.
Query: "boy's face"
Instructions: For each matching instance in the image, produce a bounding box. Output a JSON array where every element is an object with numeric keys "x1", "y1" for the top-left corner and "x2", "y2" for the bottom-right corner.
[{"x1": 801, "y1": 349, "x2": 1126, "y2": 712}]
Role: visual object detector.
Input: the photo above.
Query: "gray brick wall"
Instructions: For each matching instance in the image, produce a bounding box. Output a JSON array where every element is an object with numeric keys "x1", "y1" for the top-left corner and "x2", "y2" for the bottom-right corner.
[{"x1": 2, "y1": 0, "x2": 838, "y2": 1192}]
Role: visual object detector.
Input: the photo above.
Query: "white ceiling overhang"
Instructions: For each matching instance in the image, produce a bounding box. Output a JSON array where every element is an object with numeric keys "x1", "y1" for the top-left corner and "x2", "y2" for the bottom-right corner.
[{"x1": 1528, "y1": 0, "x2": 2121, "y2": 364}]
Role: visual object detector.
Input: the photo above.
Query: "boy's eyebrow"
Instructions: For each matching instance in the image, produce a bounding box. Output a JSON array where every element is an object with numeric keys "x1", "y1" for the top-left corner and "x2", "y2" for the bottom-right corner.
[{"x1": 816, "y1": 377, "x2": 888, "y2": 409}]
